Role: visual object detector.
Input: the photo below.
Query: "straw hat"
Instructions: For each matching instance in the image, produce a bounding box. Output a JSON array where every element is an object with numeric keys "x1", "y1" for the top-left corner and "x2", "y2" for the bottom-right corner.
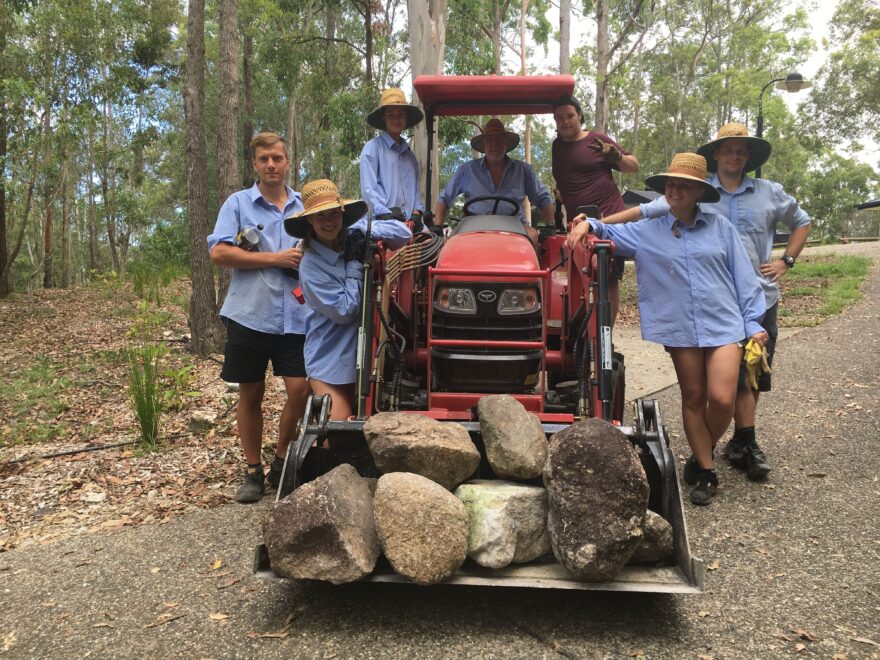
[
  {"x1": 366, "y1": 88, "x2": 424, "y2": 131},
  {"x1": 283, "y1": 179, "x2": 367, "y2": 239},
  {"x1": 470, "y1": 118, "x2": 520, "y2": 153},
  {"x1": 697, "y1": 122, "x2": 772, "y2": 173},
  {"x1": 644, "y1": 153, "x2": 721, "y2": 203}
]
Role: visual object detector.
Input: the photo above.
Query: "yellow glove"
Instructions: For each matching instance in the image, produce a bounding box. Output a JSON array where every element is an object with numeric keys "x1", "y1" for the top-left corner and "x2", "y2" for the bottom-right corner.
[{"x1": 743, "y1": 338, "x2": 771, "y2": 390}]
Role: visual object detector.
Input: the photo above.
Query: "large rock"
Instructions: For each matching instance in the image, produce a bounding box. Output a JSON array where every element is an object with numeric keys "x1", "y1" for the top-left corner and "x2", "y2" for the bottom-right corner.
[
  {"x1": 478, "y1": 395, "x2": 548, "y2": 480},
  {"x1": 373, "y1": 472, "x2": 469, "y2": 585},
  {"x1": 543, "y1": 418, "x2": 649, "y2": 581},
  {"x1": 454, "y1": 480, "x2": 551, "y2": 568},
  {"x1": 363, "y1": 412, "x2": 480, "y2": 489},
  {"x1": 629, "y1": 510, "x2": 674, "y2": 565},
  {"x1": 263, "y1": 464, "x2": 379, "y2": 584}
]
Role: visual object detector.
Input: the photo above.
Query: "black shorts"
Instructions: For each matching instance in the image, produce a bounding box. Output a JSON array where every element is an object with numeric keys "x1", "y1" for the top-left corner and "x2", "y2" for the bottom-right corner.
[
  {"x1": 737, "y1": 302, "x2": 778, "y2": 393},
  {"x1": 610, "y1": 256, "x2": 625, "y2": 281},
  {"x1": 220, "y1": 318, "x2": 306, "y2": 383}
]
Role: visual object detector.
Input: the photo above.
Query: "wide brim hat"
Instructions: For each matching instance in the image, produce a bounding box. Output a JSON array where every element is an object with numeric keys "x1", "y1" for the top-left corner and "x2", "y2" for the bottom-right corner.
[
  {"x1": 470, "y1": 118, "x2": 519, "y2": 153},
  {"x1": 284, "y1": 179, "x2": 368, "y2": 239},
  {"x1": 367, "y1": 88, "x2": 424, "y2": 131},
  {"x1": 697, "y1": 122, "x2": 772, "y2": 173},
  {"x1": 644, "y1": 153, "x2": 721, "y2": 204}
]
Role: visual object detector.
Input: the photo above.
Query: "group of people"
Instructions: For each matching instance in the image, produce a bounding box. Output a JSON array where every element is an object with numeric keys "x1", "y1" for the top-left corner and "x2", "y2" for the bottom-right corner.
[{"x1": 208, "y1": 85, "x2": 810, "y2": 508}]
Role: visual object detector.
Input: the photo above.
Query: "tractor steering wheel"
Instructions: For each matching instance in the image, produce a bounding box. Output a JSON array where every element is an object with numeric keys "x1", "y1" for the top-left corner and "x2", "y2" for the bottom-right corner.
[{"x1": 462, "y1": 195, "x2": 521, "y2": 217}]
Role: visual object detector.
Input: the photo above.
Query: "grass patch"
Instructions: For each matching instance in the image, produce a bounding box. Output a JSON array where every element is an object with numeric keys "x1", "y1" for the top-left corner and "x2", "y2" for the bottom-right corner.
[
  {"x1": 0, "y1": 354, "x2": 70, "y2": 447},
  {"x1": 127, "y1": 345, "x2": 163, "y2": 451},
  {"x1": 778, "y1": 255, "x2": 872, "y2": 326}
]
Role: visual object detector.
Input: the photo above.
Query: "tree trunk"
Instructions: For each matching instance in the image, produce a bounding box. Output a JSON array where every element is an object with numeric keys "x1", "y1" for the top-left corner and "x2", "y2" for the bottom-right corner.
[
  {"x1": 218, "y1": 0, "x2": 239, "y2": 209},
  {"x1": 101, "y1": 82, "x2": 120, "y2": 273},
  {"x1": 559, "y1": 0, "x2": 571, "y2": 75},
  {"x1": 320, "y1": 3, "x2": 336, "y2": 178},
  {"x1": 241, "y1": 28, "x2": 254, "y2": 189},
  {"x1": 363, "y1": 0, "x2": 373, "y2": 87},
  {"x1": 61, "y1": 151, "x2": 71, "y2": 288},
  {"x1": 185, "y1": 0, "x2": 224, "y2": 356},
  {"x1": 595, "y1": 0, "x2": 609, "y2": 133},
  {"x1": 41, "y1": 107, "x2": 53, "y2": 290},
  {"x1": 492, "y1": 0, "x2": 503, "y2": 74},
  {"x1": 407, "y1": 0, "x2": 448, "y2": 210},
  {"x1": 520, "y1": 0, "x2": 531, "y2": 224},
  {"x1": 86, "y1": 132, "x2": 99, "y2": 273},
  {"x1": 0, "y1": 0, "x2": 9, "y2": 297},
  {"x1": 287, "y1": 95, "x2": 299, "y2": 190}
]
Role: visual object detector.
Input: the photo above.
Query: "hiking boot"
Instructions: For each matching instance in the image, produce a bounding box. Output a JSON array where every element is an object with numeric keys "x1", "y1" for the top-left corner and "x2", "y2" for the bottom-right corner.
[
  {"x1": 266, "y1": 456, "x2": 285, "y2": 490},
  {"x1": 745, "y1": 443, "x2": 772, "y2": 481},
  {"x1": 723, "y1": 436, "x2": 749, "y2": 469},
  {"x1": 690, "y1": 471, "x2": 718, "y2": 506},
  {"x1": 682, "y1": 455, "x2": 699, "y2": 486},
  {"x1": 235, "y1": 466, "x2": 264, "y2": 503}
]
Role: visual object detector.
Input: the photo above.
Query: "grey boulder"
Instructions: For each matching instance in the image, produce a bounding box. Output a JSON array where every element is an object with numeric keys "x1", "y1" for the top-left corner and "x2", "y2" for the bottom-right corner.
[
  {"x1": 373, "y1": 472, "x2": 469, "y2": 585},
  {"x1": 263, "y1": 464, "x2": 379, "y2": 584},
  {"x1": 543, "y1": 418, "x2": 649, "y2": 581},
  {"x1": 478, "y1": 395, "x2": 548, "y2": 480},
  {"x1": 364, "y1": 412, "x2": 480, "y2": 489},
  {"x1": 629, "y1": 509, "x2": 674, "y2": 565},
  {"x1": 455, "y1": 480, "x2": 551, "y2": 568}
]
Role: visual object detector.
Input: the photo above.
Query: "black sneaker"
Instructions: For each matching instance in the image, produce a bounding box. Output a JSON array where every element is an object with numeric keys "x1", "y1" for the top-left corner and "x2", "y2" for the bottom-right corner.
[
  {"x1": 682, "y1": 455, "x2": 699, "y2": 486},
  {"x1": 690, "y1": 471, "x2": 718, "y2": 506},
  {"x1": 745, "y1": 443, "x2": 772, "y2": 481},
  {"x1": 266, "y1": 456, "x2": 285, "y2": 490},
  {"x1": 235, "y1": 466, "x2": 264, "y2": 503},
  {"x1": 723, "y1": 436, "x2": 749, "y2": 469}
]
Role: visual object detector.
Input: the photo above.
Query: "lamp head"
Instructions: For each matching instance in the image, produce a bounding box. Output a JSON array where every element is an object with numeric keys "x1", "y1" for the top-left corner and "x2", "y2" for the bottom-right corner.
[{"x1": 775, "y1": 72, "x2": 811, "y2": 93}]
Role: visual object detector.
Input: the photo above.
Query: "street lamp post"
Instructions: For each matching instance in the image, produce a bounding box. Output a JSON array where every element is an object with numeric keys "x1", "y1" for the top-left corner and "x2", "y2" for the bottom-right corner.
[{"x1": 755, "y1": 72, "x2": 811, "y2": 178}]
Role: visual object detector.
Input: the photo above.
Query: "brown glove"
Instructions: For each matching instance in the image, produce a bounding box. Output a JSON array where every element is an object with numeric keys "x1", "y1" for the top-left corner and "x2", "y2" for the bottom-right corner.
[{"x1": 590, "y1": 137, "x2": 622, "y2": 165}]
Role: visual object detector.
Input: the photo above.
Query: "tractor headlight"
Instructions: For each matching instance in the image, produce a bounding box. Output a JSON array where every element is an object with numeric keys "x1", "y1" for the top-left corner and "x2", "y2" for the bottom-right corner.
[
  {"x1": 436, "y1": 287, "x2": 477, "y2": 314},
  {"x1": 498, "y1": 288, "x2": 540, "y2": 315}
]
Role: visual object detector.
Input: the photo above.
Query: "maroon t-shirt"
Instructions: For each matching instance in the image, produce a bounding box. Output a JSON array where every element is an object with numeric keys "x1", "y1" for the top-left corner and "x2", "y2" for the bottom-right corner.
[{"x1": 552, "y1": 131, "x2": 629, "y2": 220}]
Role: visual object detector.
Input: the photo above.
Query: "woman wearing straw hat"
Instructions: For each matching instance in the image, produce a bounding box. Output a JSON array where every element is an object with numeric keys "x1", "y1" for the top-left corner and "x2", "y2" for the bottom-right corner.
[
  {"x1": 284, "y1": 179, "x2": 412, "y2": 420},
  {"x1": 359, "y1": 88, "x2": 426, "y2": 228},
  {"x1": 435, "y1": 118, "x2": 555, "y2": 246},
  {"x1": 567, "y1": 153, "x2": 768, "y2": 505}
]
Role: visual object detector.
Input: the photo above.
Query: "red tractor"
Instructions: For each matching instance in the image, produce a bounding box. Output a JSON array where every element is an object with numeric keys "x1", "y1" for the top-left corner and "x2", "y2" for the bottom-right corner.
[{"x1": 257, "y1": 75, "x2": 703, "y2": 593}]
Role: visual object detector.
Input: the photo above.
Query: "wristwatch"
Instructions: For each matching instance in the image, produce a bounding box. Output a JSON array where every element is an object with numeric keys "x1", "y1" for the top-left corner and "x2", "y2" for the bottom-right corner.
[{"x1": 781, "y1": 254, "x2": 796, "y2": 268}]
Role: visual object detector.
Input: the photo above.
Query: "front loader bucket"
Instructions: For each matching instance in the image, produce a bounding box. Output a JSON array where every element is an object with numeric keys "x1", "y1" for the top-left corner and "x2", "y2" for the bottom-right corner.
[{"x1": 261, "y1": 396, "x2": 703, "y2": 593}]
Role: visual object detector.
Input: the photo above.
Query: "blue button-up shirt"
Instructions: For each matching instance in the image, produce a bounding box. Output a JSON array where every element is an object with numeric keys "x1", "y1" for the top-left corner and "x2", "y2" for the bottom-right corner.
[
  {"x1": 639, "y1": 174, "x2": 810, "y2": 308},
  {"x1": 207, "y1": 184, "x2": 308, "y2": 335},
  {"x1": 299, "y1": 218, "x2": 412, "y2": 385},
  {"x1": 589, "y1": 210, "x2": 766, "y2": 348},
  {"x1": 359, "y1": 133, "x2": 424, "y2": 218},
  {"x1": 438, "y1": 157, "x2": 553, "y2": 223}
]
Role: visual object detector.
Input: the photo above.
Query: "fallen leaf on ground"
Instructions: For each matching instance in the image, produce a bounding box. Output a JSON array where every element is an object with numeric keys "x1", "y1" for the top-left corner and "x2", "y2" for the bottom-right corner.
[
  {"x1": 832, "y1": 654, "x2": 847, "y2": 659},
  {"x1": 246, "y1": 630, "x2": 290, "y2": 640},
  {"x1": 795, "y1": 643, "x2": 806, "y2": 652},
  {"x1": 793, "y1": 628, "x2": 817, "y2": 641},
  {"x1": 697, "y1": 611, "x2": 711, "y2": 618},
  {"x1": 150, "y1": 567, "x2": 160, "y2": 574},
  {"x1": 209, "y1": 612, "x2": 230, "y2": 621},
  {"x1": 217, "y1": 577, "x2": 241, "y2": 590},
  {"x1": 211, "y1": 560, "x2": 223, "y2": 570},
  {"x1": 850, "y1": 637, "x2": 880, "y2": 648},
  {"x1": 144, "y1": 613, "x2": 185, "y2": 629},
  {"x1": 706, "y1": 560, "x2": 720, "y2": 571},
  {"x1": 92, "y1": 623, "x2": 113, "y2": 628},
  {"x1": 628, "y1": 650, "x2": 645, "y2": 657}
]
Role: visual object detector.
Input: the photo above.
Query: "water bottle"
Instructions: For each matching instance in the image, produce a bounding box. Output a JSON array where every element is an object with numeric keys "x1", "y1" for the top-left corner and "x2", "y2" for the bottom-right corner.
[{"x1": 236, "y1": 224, "x2": 264, "y2": 251}]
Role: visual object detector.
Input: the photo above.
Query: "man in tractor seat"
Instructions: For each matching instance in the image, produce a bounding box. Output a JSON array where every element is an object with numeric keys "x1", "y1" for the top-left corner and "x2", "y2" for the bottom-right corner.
[
  {"x1": 551, "y1": 94, "x2": 640, "y2": 324},
  {"x1": 434, "y1": 118, "x2": 554, "y2": 247}
]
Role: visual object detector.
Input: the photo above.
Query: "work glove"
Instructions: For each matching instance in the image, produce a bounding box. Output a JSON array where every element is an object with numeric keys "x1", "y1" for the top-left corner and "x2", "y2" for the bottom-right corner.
[
  {"x1": 377, "y1": 207, "x2": 405, "y2": 222},
  {"x1": 743, "y1": 338, "x2": 772, "y2": 390},
  {"x1": 343, "y1": 229, "x2": 368, "y2": 263},
  {"x1": 589, "y1": 137, "x2": 622, "y2": 165},
  {"x1": 409, "y1": 213, "x2": 424, "y2": 233}
]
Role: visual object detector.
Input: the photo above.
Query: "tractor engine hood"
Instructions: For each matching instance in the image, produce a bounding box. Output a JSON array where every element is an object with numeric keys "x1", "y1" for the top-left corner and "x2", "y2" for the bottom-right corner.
[{"x1": 437, "y1": 218, "x2": 539, "y2": 274}]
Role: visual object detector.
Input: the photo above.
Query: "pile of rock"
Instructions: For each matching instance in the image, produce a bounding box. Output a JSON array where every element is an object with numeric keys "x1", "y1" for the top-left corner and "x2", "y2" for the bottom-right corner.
[{"x1": 263, "y1": 396, "x2": 673, "y2": 585}]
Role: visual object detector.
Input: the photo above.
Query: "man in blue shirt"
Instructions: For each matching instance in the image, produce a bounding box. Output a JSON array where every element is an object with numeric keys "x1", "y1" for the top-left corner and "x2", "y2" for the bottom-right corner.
[
  {"x1": 435, "y1": 118, "x2": 554, "y2": 246},
  {"x1": 571, "y1": 123, "x2": 811, "y2": 481},
  {"x1": 360, "y1": 88, "x2": 425, "y2": 227},
  {"x1": 207, "y1": 132, "x2": 310, "y2": 503}
]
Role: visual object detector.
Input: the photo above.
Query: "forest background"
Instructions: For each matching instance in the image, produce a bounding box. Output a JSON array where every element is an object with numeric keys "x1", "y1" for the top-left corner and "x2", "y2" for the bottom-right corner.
[{"x1": 0, "y1": 0, "x2": 878, "y2": 355}]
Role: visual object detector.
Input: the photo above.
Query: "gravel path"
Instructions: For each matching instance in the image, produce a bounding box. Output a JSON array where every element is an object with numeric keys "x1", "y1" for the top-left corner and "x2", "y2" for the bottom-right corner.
[{"x1": 1, "y1": 248, "x2": 878, "y2": 659}]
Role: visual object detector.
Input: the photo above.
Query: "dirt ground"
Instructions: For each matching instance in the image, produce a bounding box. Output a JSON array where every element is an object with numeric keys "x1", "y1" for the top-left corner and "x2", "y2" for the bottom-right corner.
[{"x1": 0, "y1": 242, "x2": 878, "y2": 659}]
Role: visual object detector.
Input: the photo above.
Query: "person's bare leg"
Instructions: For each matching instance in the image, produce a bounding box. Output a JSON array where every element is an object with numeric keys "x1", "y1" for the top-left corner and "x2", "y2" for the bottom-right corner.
[
  {"x1": 237, "y1": 381, "x2": 265, "y2": 465},
  {"x1": 277, "y1": 377, "x2": 310, "y2": 459},
  {"x1": 668, "y1": 348, "x2": 713, "y2": 469},
  {"x1": 309, "y1": 380, "x2": 355, "y2": 421},
  {"x1": 704, "y1": 343, "x2": 743, "y2": 446}
]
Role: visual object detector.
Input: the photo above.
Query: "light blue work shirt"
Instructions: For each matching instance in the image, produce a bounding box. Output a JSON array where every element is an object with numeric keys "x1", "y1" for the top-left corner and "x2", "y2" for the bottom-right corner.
[
  {"x1": 359, "y1": 133, "x2": 424, "y2": 218},
  {"x1": 589, "y1": 210, "x2": 766, "y2": 348},
  {"x1": 207, "y1": 184, "x2": 308, "y2": 335},
  {"x1": 438, "y1": 157, "x2": 553, "y2": 223},
  {"x1": 639, "y1": 174, "x2": 810, "y2": 308},
  {"x1": 299, "y1": 218, "x2": 412, "y2": 385}
]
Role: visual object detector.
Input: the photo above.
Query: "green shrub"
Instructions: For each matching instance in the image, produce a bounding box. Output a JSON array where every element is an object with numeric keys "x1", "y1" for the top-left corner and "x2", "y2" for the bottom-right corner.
[{"x1": 127, "y1": 345, "x2": 163, "y2": 451}]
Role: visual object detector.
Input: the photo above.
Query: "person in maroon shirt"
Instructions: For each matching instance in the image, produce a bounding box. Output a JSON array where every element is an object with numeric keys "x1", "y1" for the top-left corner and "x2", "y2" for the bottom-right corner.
[{"x1": 551, "y1": 95, "x2": 640, "y2": 321}]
